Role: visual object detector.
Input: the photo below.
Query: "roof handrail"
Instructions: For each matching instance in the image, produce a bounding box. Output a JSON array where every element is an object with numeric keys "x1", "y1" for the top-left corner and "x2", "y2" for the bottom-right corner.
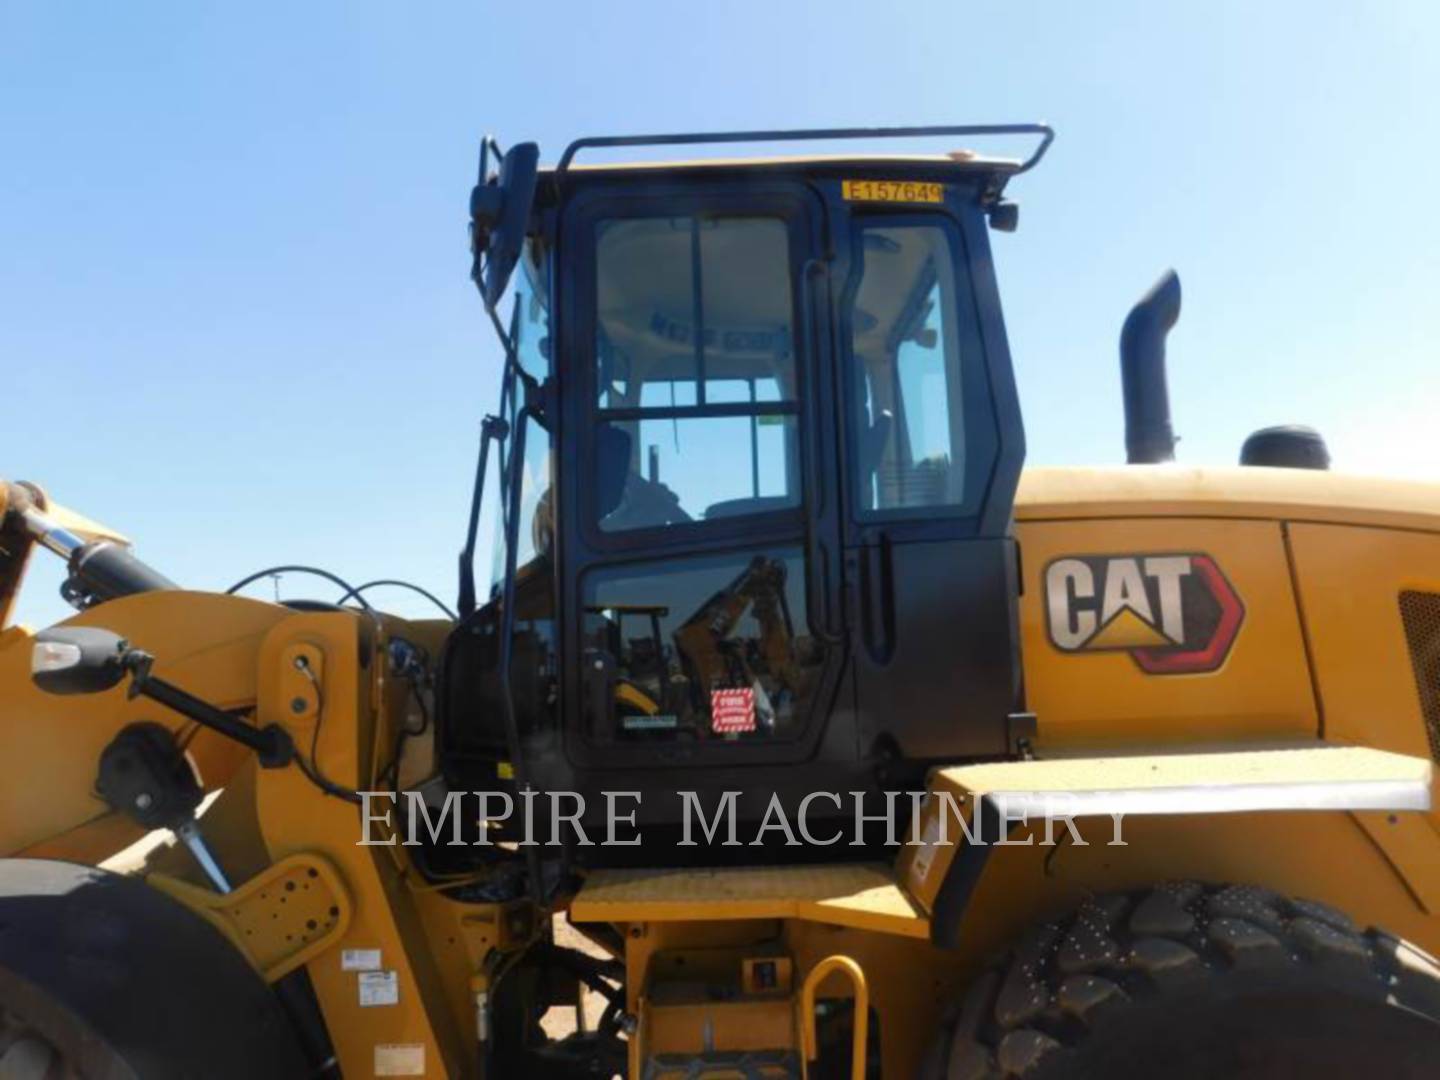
[{"x1": 554, "y1": 122, "x2": 1054, "y2": 183}]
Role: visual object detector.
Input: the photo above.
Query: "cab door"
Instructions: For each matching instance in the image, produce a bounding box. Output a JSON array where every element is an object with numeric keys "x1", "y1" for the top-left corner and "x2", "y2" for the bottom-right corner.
[
  {"x1": 832, "y1": 189, "x2": 1026, "y2": 760},
  {"x1": 555, "y1": 179, "x2": 850, "y2": 775}
]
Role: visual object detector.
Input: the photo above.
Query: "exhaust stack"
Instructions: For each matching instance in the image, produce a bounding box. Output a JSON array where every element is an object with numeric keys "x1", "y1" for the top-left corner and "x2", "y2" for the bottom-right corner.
[{"x1": 1120, "y1": 270, "x2": 1182, "y2": 464}]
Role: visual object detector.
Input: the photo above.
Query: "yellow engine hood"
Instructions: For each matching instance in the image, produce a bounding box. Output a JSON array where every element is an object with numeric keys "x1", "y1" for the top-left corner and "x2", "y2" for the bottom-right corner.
[{"x1": 1017, "y1": 465, "x2": 1440, "y2": 532}]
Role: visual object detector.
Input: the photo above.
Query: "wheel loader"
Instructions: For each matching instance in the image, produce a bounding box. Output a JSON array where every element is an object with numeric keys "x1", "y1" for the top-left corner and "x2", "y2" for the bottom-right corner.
[{"x1": 3, "y1": 123, "x2": 1440, "y2": 1079}]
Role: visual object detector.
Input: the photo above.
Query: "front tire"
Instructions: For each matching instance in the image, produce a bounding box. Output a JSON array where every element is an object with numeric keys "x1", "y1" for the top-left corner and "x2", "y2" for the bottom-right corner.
[
  {"x1": 923, "y1": 882, "x2": 1440, "y2": 1079},
  {"x1": 0, "y1": 859, "x2": 309, "y2": 1080}
]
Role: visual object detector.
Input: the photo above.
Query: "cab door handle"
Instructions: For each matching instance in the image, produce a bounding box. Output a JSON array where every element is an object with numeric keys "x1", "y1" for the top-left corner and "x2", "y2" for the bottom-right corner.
[{"x1": 859, "y1": 534, "x2": 896, "y2": 665}]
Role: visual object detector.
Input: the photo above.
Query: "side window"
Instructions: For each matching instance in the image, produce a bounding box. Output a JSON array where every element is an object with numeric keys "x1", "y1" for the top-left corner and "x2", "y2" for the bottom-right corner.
[
  {"x1": 490, "y1": 253, "x2": 556, "y2": 587},
  {"x1": 593, "y1": 215, "x2": 801, "y2": 532},
  {"x1": 848, "y1": 224, "x2": 974, "y2": 516},
  {"x1": 581, "y1": 549, "x2": 826, "y2": 743}
]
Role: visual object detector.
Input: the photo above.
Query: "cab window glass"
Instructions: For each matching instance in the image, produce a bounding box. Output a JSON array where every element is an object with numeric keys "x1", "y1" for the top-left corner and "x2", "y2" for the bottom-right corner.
[
  {"x1": 849, "y1": 225, "x2": 973, "y2": 515},
  {"x1": 581, "y1": 549, "x2": 825, "y2": 743},
  {"x1": 593, "y1": 215, "x2": 801, "y2": 531},
  {"x1": 490, "y1": 254, "x2": 555, "y2": 587}
]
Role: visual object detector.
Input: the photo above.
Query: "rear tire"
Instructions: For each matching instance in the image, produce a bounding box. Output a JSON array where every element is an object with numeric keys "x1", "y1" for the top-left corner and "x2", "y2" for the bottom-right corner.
[{"x1": 923, "y1": 882, "x2": 1440, "y2": 1079}]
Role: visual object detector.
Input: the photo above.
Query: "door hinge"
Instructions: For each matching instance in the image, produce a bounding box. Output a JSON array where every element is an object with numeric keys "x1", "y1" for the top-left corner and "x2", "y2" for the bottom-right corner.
[{"x1": 1006, "y1": 712, "x2": 1038, "y2": 758}]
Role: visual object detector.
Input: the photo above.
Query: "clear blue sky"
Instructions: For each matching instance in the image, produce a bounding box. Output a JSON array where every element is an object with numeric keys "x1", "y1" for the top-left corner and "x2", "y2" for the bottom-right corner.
[{"x1": 4, "y1": 2, "x2": 1436, "y2": 628}]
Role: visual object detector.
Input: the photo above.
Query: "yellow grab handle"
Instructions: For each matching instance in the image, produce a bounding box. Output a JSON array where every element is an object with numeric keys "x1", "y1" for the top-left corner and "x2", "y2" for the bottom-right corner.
[{"x1": 800, "y1": 954, "x2": 869, "y2": 1080}]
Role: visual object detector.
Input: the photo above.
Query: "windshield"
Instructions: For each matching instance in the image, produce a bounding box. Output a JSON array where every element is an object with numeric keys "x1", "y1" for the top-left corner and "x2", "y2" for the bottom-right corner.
[{"x1": 488, "y1": 241, "x2": 554, "y2": 593}]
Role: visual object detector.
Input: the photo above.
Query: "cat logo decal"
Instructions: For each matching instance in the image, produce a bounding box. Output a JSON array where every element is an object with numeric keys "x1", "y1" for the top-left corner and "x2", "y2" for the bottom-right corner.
[{"x1": 1044, "y1": 554, "x2": 1244, "y2": 674}]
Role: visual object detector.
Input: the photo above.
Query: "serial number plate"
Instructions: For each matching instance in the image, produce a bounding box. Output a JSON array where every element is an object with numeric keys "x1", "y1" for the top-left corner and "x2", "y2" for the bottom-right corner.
[{"x1": 841, "y1": 179, "x2": 944, "y2": 204}]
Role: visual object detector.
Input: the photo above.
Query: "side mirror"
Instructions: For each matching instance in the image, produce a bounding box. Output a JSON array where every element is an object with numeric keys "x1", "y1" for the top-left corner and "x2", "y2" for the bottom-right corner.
[
  {"x1": 470, "y1": 142, "x2": 540, "y2": 309},
  {"x1": 31, "y1": 627, "x2": 132, "y2": 695},
  {"x1": 987, "y1": 200, "x2": 1020, "y2": 233}
]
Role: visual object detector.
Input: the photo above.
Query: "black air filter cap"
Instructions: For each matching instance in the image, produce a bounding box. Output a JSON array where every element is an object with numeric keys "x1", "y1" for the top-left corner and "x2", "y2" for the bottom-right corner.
[{"x1": 1240, "y1": 425, "x2": 1331, "y2": 470}]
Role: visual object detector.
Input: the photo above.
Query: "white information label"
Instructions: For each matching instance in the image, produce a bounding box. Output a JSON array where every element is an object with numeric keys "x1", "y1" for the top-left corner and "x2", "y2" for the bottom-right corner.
[
  {"x1": 374, "y1": 1042, "x2": 426, "y2": 1076},
  {"x1": 341, "y1": 948, "x2": 382, "y2": 972},
  {"x1": 910, "y1": 814, "x2": 944, "y2": 883},
  {"x1": 358, "y1": 970, "x2": 400, "y2": 1007}
]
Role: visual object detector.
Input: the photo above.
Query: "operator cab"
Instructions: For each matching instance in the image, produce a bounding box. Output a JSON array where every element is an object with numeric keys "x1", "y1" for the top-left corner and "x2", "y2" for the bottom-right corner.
[{"x1": 440, "y1": 127, "x2": 1046, "y2": 860}]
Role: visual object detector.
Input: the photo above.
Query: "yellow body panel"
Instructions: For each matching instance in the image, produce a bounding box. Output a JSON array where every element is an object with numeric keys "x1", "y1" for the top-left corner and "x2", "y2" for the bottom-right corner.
[
  {"x1": 1016, "y1": 516, "x2": 1318, "y2": 748},
  {"x1": 1286, "y1": 522, "x2": 1440, "y2": 757},
  {"x1": 900, "y1": 746, "x2": 1431, "y2": 909},
  {"x1": 1017, "y1": 464, "x2": 1440, "y2": 531}
]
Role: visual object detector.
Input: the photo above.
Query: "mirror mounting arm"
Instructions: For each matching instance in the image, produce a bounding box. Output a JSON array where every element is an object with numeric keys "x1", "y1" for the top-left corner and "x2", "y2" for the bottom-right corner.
[{"x1": 122, "y1": 649, "x2": 295, "y2": 768}]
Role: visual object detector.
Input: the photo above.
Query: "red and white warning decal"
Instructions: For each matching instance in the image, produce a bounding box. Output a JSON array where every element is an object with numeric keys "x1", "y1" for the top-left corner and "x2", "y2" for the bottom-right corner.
[
  {"x1": 711, "y1": 687, "x2": 757, "y2": 733},
  {"x1": 1044, "y1": 553, "x2": 1244, "y2": 674}
]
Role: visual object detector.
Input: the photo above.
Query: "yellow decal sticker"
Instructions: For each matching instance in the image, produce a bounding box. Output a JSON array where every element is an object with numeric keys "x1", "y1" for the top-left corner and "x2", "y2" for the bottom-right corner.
[{"x1": 842, "y1": 179, "x2": 944, "y2": 204}]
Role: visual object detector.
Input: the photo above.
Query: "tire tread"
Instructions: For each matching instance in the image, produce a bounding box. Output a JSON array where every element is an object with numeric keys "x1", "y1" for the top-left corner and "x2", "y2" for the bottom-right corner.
[{"x1": 925, "y1": 882, "x2": 1440, "y2": 1079}]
